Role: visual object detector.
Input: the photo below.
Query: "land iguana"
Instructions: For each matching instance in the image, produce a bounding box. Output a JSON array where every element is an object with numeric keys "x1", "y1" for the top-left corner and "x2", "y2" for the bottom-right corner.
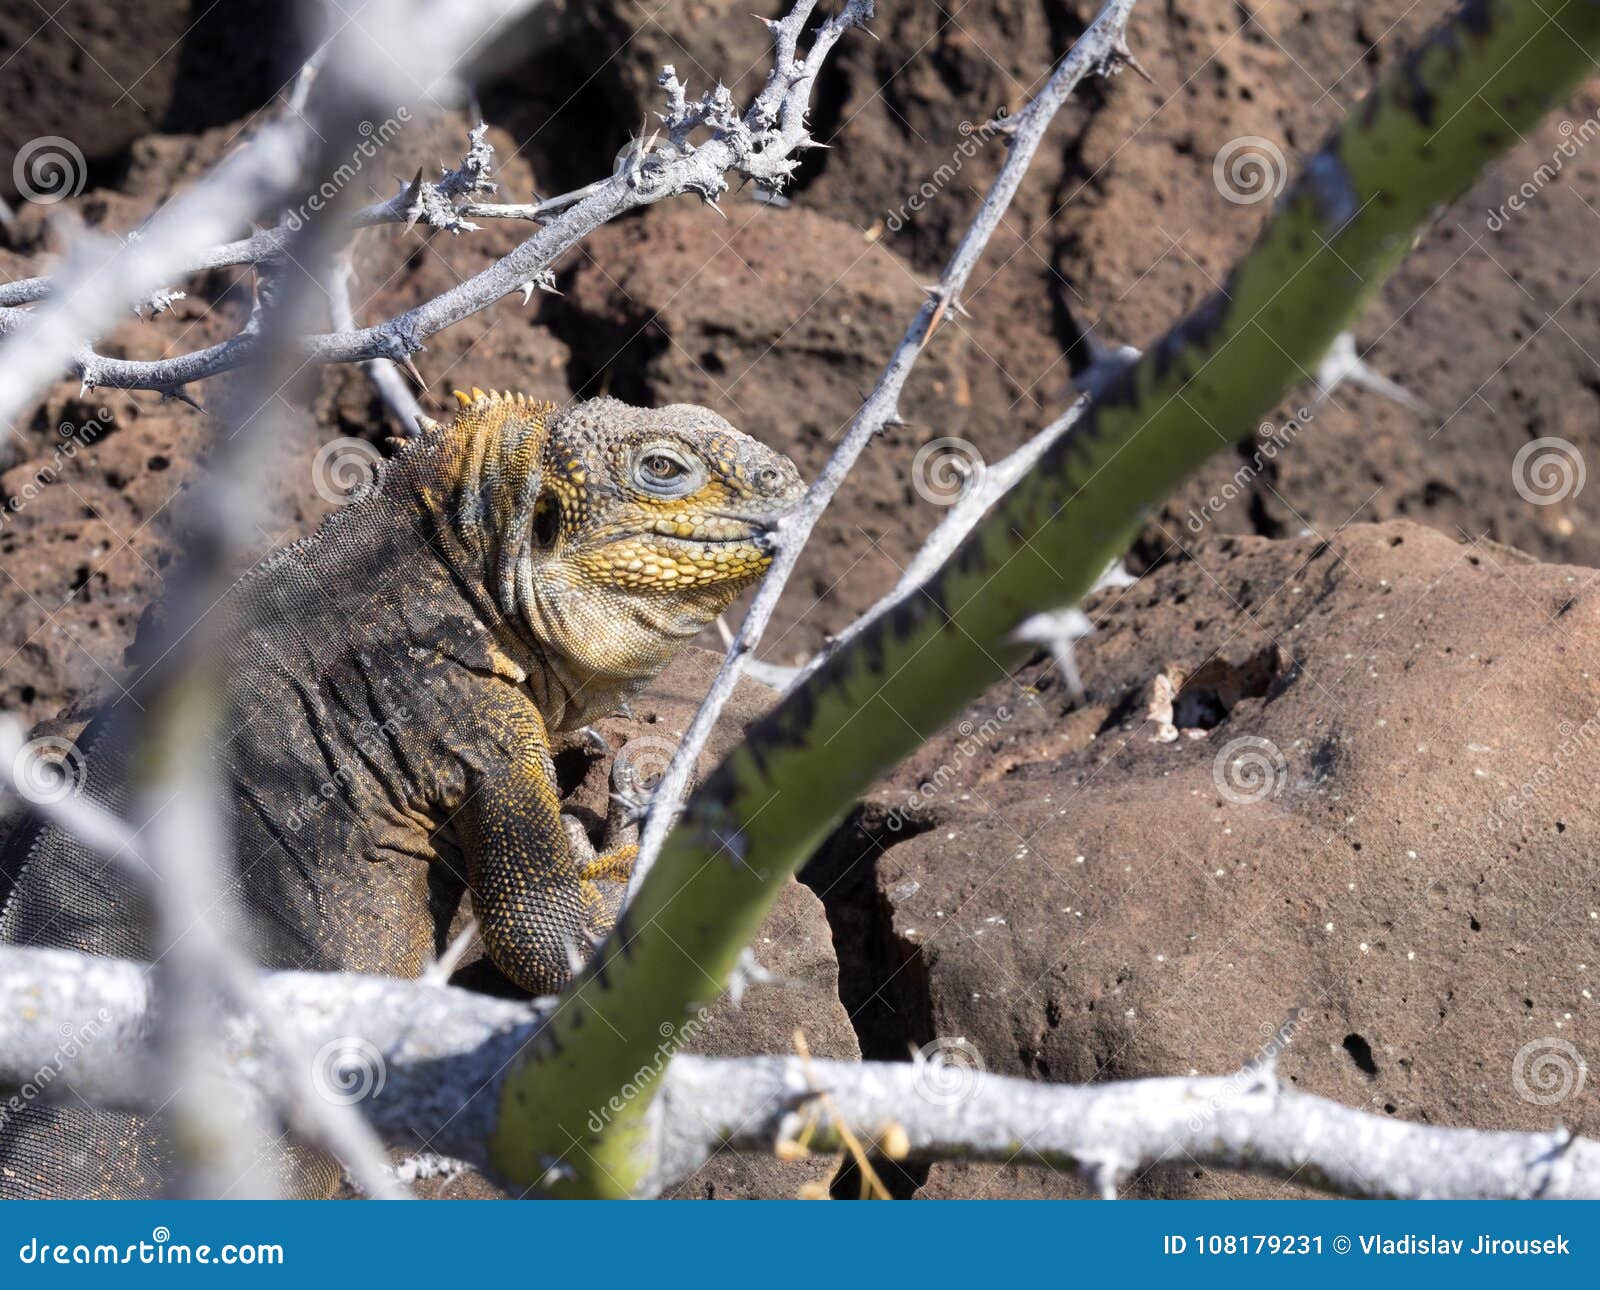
[{"x1": 0, "y1": 389, "x2": 804, "y2": 1197}]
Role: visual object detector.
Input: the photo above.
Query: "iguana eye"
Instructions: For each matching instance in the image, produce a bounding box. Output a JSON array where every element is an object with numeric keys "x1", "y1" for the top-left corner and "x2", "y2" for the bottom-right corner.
[
  {"x1": 633, "y1": 445, "x2": 700, "y2": 496},
  {"x1": 643, "y1": 453, "x2": 684, "y2": 480}
]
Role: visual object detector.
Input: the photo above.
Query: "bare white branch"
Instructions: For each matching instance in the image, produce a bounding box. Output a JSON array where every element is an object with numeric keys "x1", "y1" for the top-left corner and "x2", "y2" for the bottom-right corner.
[
  {"x1": 0, "y1": 0, "x2": 873, "y2": 424},
  {"x1": 0, "y1": 0, "x2": 549, "y2": 434},
  {"x1": 3, "y1": 944, "x2": 1592, "y2": 1200},
  {"x1": 650, "y1": 1054, "x2": 1598, "y2": 1200}
]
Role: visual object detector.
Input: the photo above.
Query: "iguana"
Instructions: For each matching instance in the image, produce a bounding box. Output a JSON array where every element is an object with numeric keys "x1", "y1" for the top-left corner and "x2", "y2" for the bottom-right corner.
[{"x1": 0, "y1": 389, "x2": 803, "y2": 1198}]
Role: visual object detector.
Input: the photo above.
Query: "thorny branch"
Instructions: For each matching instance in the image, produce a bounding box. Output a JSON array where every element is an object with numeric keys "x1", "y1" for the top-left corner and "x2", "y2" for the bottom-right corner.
[
  {"x1": 2, "y1": 944, "x2": 1594, "y2": 1200},
  {"x1": 626, "y1": 0, "x2": 1143, "y2": 900},
  {"x1": 0, "y1": 0, "x2": 874, "y2": 433}
]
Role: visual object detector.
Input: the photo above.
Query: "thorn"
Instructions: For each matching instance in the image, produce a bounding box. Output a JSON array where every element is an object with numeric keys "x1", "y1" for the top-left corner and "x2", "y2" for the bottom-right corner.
[
  {"x1": 414, "y1": 414, "x2": 441, "y2": 434},
  {"x1": 519, "y1": 281, "x2": 536, "y2": 306},
  {"x1": 1112, "y1": 39, "x2": 1156, "y2": 85},
  {"x1": 160, "y1": 386, "x2": 203, "y2": 412},
  {"x1": 402, "y1": 168, "x2": 425, "y2": 231},
  {"x1": 397, "y1": 356, "x2": 427, "y2": 390},
  {"x1": 922, "y1": 290, "x2": 951, "y2": 346},
  {"x1": 1091, "y1": 1157, "x2": 1125, "y2": 1200},
  {"x1": 704, "y1": 197, "x2": 728, "y2": 220}
]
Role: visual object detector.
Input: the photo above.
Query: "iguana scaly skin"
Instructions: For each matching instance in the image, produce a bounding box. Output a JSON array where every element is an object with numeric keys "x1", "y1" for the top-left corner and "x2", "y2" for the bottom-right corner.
[{"x1": 0, "y1": 390, "x2": 803, "y2": 1197}]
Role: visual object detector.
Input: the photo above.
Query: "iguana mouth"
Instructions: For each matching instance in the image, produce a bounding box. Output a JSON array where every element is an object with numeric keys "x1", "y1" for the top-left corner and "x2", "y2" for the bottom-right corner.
[{"x1": 600, "y1": 510, "x2": 789, "y2": 549}]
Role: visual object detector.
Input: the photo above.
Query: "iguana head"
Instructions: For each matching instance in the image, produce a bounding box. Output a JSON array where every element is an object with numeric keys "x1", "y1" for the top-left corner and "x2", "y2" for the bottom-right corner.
[{"x1": 438, "y1": 390, "x2": 803, "y2": 694}]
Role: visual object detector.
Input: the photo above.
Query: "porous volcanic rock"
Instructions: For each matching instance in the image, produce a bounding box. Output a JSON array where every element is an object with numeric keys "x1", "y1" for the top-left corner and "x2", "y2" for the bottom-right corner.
[{"x1": 807, "y1": 521, "x2": 1599, "y2": 1198}]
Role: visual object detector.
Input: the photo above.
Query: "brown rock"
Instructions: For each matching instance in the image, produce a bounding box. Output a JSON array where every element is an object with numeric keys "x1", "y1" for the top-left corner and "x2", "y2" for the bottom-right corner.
[
  {"x1": 0, "y1": 0, "x2": 300, "y2": 205},
  {"x1": 810, "y1": 521, "x2": 1599, "y2": 1198}
]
